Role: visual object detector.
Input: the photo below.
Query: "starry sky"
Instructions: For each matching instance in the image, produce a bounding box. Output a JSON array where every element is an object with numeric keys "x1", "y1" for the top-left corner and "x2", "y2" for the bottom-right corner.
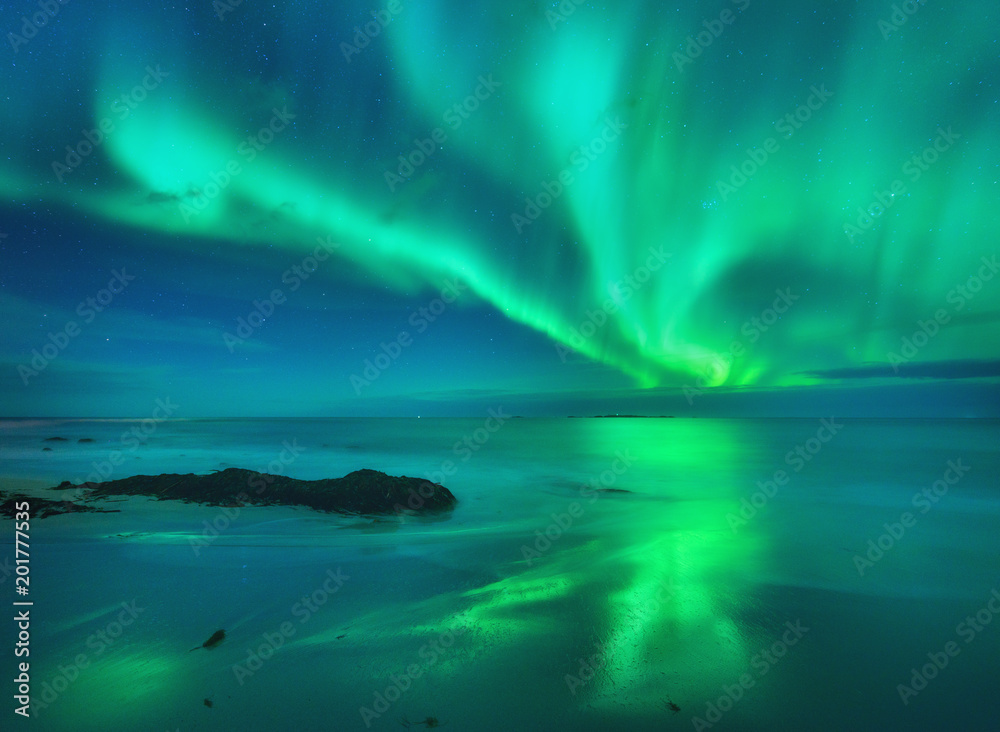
[{"x1": 1, "y1": 1, "x2": 998, "y2": 417}]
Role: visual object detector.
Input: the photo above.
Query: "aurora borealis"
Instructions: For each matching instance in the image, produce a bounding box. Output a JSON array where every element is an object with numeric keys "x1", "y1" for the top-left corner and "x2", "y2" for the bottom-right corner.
[{"x1": 1, "y1": 0, "x2": 998, "y2": 416}]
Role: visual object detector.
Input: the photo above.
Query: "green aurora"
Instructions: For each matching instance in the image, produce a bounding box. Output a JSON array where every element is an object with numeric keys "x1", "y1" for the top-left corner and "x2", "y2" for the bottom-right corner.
[{"x1": 1, "y1": 0, "x2": 998, "y2": 414}]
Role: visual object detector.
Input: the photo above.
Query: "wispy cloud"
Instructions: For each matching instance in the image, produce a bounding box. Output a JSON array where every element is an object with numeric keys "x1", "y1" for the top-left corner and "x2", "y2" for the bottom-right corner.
[{"x1": 802, "y1": 359, "x2": 1000, "y2": 381}]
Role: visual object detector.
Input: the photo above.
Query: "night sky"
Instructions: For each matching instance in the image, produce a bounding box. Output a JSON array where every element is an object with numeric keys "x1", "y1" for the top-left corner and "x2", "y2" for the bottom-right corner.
[{"x1": 2, "y1": 1, "x2": 998, "y2": 417}]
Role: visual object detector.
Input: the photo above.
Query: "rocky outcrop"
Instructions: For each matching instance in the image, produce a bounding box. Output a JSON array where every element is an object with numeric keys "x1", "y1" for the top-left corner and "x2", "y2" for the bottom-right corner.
[
  {"x1": 0, "y1": 492, "x2": 118, "y2": 519},
  {"x1": 48, "y1": 467, "x2": 456, "y2": 516}
]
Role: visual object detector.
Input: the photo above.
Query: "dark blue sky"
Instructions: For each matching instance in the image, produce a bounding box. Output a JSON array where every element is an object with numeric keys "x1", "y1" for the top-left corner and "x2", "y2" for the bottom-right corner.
[{"x1": 1, "y1": 1, "x2": 998, "y2": 417}]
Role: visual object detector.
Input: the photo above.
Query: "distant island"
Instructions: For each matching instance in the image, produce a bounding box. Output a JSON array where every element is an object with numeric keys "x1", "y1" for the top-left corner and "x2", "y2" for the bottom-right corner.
[{"x1": 569, "y1": 415, "x2": 676, "y2": 418}]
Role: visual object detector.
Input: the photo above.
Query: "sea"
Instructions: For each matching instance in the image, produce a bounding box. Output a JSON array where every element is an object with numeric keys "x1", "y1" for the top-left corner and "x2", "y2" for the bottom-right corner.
[{"x1": 0, "y1": 417, "x2": 998, "y2": 731}]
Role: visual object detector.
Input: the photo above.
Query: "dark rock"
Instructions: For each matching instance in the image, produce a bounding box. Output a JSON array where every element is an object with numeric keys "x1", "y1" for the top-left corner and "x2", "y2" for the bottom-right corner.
[
  {"x1": 190, "y1": 629, "x2": 225, "y2": 652},
  {"x1": 42, "y1": 447, "x2": 52, "y2": 452},
  {"x1": 50, "y1": 467, "x2": 457, "y2": 516},
  {"x1": 78, "y1": 438, "x2": 95, "y2": 443},
  {"x1": 43, "y1": 437, "x2": 68, "y2": 442},
  {"x1": 0, "y1": 492, "x2": 118, "y2": 519}
]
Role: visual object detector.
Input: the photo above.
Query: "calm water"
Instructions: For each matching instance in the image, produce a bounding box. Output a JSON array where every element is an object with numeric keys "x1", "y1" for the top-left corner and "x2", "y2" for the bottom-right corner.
[{"x1": 1, "y1": 417, "x2": 998, "y2": 731}]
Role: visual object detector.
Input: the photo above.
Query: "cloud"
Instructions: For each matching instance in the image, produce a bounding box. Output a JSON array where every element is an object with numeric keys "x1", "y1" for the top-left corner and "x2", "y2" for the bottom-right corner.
[
  {"x1": 0, "y1": 291, "x2": 270, "y2": 355},
  {"x1": 801, "y1": 359, "x2": 1000, "y2": 381}
]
